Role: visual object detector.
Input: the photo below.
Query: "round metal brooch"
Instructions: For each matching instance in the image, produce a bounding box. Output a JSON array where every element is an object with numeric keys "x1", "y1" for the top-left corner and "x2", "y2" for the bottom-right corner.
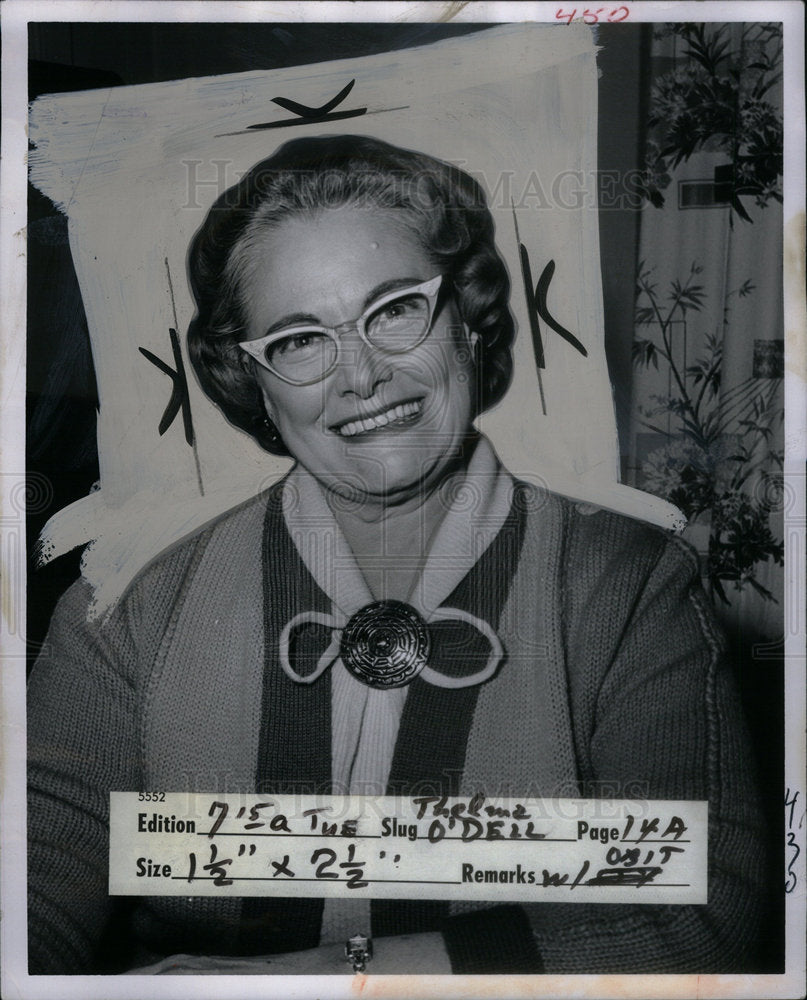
[{"x1": 340, "y1": 600, "x2": 431, "y2": 689}]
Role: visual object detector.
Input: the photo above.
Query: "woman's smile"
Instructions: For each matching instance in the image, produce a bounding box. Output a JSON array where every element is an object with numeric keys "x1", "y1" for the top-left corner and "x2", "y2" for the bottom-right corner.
[
  {"x1": 330, "y1": 397, "x2": 424, "y2": 438},
  {"x1": 240, "y1": 205, "x2": 476, "y2": 504}
]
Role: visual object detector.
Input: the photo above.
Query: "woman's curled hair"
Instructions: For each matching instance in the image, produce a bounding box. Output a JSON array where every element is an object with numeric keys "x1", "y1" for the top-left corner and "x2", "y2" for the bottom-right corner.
[{"x1": 187, "y1": 134, "x2": 515, "y2": 455}]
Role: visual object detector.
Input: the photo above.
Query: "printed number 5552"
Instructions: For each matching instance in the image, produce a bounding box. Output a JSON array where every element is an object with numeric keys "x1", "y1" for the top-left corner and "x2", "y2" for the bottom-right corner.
[{"x1": 138, "y1": 792, "x2": 166, "y2": 802}]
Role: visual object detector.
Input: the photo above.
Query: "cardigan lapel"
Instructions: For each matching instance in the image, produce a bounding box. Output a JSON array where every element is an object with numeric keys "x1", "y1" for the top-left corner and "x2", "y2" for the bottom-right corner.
[
  {"x1": 240, "y1": 484, "x2": 333, "y2": 952},
  {"x1": 141, "y1": 495, "x2": 269, "y2": 954},
  {"x1": 459, "y1": 489, "x2": 578, "y2": 802},
  {"x1": 448, "y1": 490, "x2": 578, "y2": 923}
]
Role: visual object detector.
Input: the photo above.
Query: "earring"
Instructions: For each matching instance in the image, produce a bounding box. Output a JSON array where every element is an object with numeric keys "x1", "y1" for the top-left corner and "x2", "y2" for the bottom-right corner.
[{"x1": 262, "y1": 415, "x2": 281, "y2": 446}]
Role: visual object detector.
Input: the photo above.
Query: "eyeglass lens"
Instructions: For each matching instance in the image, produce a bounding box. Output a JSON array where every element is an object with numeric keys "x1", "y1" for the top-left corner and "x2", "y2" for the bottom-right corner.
[{"x1": 265, "y1": 290, "x2": 432, "y2": 382}]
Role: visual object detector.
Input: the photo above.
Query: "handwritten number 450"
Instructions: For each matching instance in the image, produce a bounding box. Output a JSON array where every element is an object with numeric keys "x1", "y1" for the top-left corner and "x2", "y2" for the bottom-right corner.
[{"x1": 555, "y1": 6, "x2": 630, "y2": 23}]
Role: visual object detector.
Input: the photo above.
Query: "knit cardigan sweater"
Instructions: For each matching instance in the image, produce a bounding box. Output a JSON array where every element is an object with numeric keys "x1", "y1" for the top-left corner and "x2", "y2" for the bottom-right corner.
[{"x1": 27, "y1": 481, "x2": 766, "y2": 975}]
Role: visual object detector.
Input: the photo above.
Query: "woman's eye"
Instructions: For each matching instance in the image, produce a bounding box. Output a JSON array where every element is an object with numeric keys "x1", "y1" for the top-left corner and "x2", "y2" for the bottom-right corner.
[
  {"x1": 366, "y1": 293, "x2": 430, "y2": 346},
  {"x1": 269, "y1": 332, "x2": 324, "y2": 358},
  {"x1": 370, "y1": 295, "x2": 428, "y2": 328},
  {"x1": 381, "y1": 299, "x2": 415, "y2": 320},
  {"x1": 287, "y1": 334, "x2": 315, "y2": 352}
]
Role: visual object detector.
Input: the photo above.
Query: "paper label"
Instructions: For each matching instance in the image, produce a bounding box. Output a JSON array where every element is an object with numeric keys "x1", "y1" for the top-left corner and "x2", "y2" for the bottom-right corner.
[{"x1": 109, "y1": 793, "x2": 707, "y2": 904}]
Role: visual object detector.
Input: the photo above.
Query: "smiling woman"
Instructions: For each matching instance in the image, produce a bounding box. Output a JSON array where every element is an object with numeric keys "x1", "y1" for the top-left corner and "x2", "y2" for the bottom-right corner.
[
  {"x1": 236, "y1": 208, "x2": 474, "y2": 510},
  {"x1": 27, "y1": 135, "x2": 767, "y2": 976},
  {"x1": 188, "y1": 135, "x2": 514, "y2": 594}
]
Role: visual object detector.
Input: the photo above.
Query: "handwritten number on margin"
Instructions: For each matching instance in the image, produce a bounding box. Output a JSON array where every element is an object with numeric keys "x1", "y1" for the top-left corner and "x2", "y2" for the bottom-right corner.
[{"x1": 785, "y1": 787, "x2": 800, "y2": 893}]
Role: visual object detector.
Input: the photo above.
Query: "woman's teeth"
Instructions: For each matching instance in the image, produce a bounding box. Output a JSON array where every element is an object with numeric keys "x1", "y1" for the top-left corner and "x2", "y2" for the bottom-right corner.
[{"x1": 336, "y1": 400, "x2": 422, "y2": 437}]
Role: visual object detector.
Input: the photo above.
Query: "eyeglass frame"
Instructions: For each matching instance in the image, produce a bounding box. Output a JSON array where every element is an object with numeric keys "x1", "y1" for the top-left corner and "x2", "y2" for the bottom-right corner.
[{"x1": 238, "y1": 274, "x2": 445, "y2": 386}]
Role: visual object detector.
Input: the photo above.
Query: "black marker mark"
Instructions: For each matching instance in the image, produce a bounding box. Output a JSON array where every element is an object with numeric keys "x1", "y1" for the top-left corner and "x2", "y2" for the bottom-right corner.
[
  {"x1": 511, "y1": 204, "x2": 589, "y2": 419},
  {"x1": 535, "y1": 260, "x2": 588, "y2": 357},
  {"x1": 271, "y1": 79, "x2": 360, "y2": 118},
  {"x1": 138, "y1": 331, "x2": 193, "y2": 442},
  {"x1": 246, "y1": 79, "x2": 368, "y2": 131},
  {"x1": 138, "y1": 260, "x2": 205, "y2": 496},
  {"x1": 512, "y1": 203, "x2": 547, "y2": 415}
]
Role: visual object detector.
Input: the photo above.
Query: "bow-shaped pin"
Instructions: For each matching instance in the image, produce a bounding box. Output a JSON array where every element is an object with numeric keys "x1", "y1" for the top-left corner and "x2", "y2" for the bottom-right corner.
[{"x1": 278, "y1": 602, "x2": 505, "y2": 690}]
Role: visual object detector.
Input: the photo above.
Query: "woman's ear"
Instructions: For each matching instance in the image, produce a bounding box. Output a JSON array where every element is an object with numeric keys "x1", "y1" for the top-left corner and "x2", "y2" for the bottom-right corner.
[
  {"x1": 469, "y1": 329, "x2": 480, "y2": 350},
  {"x1": 238, "y1": 350, "x2": 256, "y2": 377},
  {"x1": 241, "y1": 353, "x2": 277, "y2": 422},
  {"x1": 259, "y1": 385, "x2": 278, "y2": 424}
]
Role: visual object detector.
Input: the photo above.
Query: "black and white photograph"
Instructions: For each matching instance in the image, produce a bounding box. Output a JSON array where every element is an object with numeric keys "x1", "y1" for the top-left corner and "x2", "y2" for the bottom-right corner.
[{"x1": 1, "y1": 2, "x2": 804, "y2": 997}]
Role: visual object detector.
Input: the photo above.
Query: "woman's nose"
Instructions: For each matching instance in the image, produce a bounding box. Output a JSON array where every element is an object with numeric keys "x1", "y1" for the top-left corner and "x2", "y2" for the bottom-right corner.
[{"x1": 334, "y1": 331, "x2": 392, "y2": 398}]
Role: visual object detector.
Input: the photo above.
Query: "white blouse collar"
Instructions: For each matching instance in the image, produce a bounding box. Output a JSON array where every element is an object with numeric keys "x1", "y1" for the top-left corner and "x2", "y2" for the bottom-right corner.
[{"x1": 282, "y1": 434, "x2": 515, "y2": 622}]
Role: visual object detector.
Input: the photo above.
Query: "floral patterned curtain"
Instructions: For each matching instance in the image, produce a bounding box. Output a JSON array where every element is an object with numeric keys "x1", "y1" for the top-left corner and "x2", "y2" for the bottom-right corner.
[{"x1": 628, "y1": 23, "x2": 784, "y2": 641}]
